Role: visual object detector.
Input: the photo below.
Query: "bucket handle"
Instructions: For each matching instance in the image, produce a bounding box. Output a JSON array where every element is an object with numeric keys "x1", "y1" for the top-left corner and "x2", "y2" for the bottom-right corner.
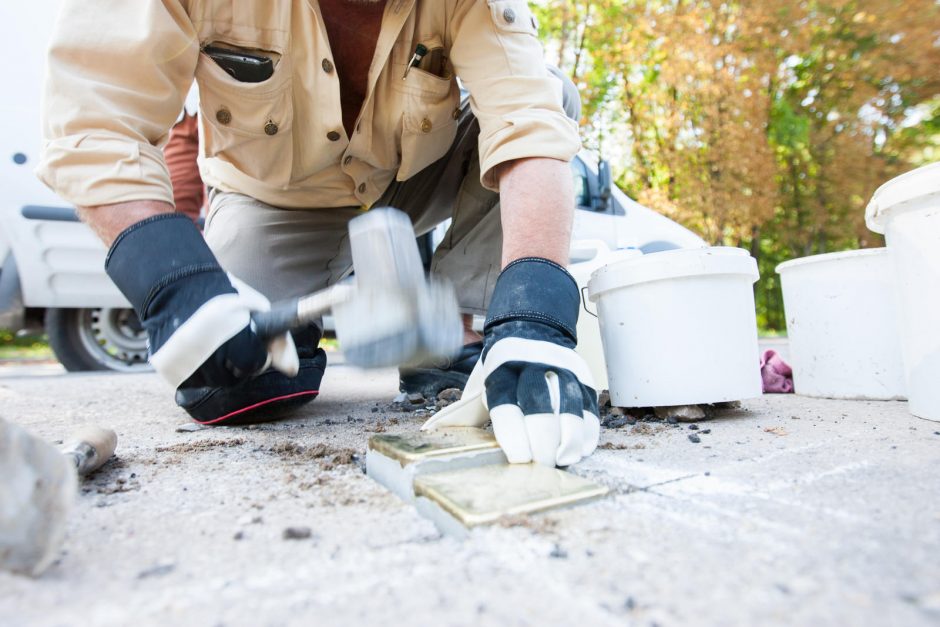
[{"x1": 581, "y1": 286, "x2": 597, "y2": 318}]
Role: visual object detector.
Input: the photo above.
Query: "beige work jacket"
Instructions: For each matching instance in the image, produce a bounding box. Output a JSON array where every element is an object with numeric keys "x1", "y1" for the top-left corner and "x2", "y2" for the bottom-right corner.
[{"x1": 37, "y1": 0, "x2": 581, "y2": 210}]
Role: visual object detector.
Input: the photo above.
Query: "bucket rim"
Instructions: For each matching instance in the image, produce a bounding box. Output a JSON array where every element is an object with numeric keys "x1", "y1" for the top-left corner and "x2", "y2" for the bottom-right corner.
[
  {"x1": 775, "y1": 247, "x2": 888, "y2": 274},
  {"x1": 866, "y1": 162, "x2": 940, "y2": 234},
  {"x1": 587, "y1": 246, "x2": 758, "y2": 301}
]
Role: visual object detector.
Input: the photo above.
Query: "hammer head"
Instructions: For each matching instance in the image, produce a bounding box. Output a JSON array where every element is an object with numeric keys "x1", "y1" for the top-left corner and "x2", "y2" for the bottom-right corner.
[{"x1": 334, "y1": 208, "x2": 462, "y2": 368}]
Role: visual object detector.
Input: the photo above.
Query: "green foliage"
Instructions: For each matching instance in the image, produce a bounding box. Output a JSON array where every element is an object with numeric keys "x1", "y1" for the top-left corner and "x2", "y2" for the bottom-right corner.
[{"x1": 0, "y1": 330, "x2": 52, "y2": 361}]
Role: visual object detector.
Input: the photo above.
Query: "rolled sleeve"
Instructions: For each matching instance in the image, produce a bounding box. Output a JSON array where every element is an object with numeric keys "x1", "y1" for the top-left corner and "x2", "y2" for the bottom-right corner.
[
  {"x1": 450, "y1": 0, "x2": 581, "y2": 191},
  {"x1": 36, "y1": 0, "x2": 199, "y2": 208}
]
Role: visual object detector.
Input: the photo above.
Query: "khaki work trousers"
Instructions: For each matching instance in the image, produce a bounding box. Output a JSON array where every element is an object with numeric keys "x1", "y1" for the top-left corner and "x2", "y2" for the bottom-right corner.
[{"x1": 205, "y1": 67, "x2": 580, "y2": 318}]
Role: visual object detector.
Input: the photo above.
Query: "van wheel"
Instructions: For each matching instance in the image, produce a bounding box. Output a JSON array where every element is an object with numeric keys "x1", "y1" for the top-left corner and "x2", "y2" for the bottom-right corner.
[{"x1": 45, "y1": 308, "x2": 150, "y2": 373}]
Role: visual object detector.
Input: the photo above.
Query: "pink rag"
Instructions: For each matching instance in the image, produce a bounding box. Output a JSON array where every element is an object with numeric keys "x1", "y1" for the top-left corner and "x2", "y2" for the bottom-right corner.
[{"x1": 760, "y1": 349, "x2": 794, "y2": 394}]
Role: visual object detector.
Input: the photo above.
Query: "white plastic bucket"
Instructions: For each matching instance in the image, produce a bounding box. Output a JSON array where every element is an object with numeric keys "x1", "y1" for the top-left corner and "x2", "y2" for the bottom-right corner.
[
  {"x1": 866, "y1": 162, "x2": 940, "y2": 421},
  {"x1": 568, "y1": 241, "x2": 642, "y2": 392},
  {"x1": 777, "y1": 249, "x2": 906, "y2": 400},
  {"x1": 588, "y1": 247, "x2": 762, "y2": 407}
]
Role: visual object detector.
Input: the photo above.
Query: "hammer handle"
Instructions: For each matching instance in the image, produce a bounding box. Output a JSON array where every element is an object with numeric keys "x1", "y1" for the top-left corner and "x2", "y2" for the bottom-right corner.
[
  {"x1": 251, "y1": 286, "x2": 350, "y2": 340},
  {"x1": 251, "y1": 298, "x2": 302, "y2": 340}
]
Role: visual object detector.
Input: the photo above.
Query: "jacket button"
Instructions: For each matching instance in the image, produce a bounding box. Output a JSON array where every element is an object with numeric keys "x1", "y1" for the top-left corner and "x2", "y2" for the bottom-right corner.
[
  {"x1": 503, "y1": 8, "x2": 516, "y2": 23},
  {"x1": 358, "y1": 183, "x2": 367, "y2": 193},
  {"x1": 264, "y1": 120, "x2": 279, "y2": 136},
  {"x1": 327, "y1": 131, "x2": 341, "y2": 141},
  {"x1": 421, "y1": 117, "x2": 433, "y2": 133},
  {"x1": 322, "y1": 58, "x2": 334, "y2": 73},
  {"x1": 216, "y1": 108, "x2": 232, "y2": 125},
  {"x1": 343, "y1": 156, "x2": 352, "y2": 166}
]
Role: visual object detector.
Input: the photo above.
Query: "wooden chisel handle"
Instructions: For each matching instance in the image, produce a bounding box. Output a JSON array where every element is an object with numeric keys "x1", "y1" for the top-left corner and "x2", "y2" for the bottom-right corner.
[{"x1": 62, "y1": 426, "x2": 117, "y2": 476}]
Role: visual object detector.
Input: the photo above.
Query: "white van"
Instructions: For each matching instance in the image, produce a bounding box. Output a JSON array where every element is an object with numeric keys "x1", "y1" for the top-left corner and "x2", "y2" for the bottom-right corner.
[{"x1": 0, "y1": 3, "x2": 705, "y2": 373}]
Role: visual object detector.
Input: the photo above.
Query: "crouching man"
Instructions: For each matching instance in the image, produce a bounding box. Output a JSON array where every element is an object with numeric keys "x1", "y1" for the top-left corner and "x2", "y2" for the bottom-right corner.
[{"x1": 38, "y1": 0, "x2": 599, "y2": 467}]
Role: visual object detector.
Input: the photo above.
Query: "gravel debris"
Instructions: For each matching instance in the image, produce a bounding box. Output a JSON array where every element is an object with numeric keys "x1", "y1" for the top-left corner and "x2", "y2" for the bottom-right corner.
[
  {"x1": 688, "y1": 434, "x2": 701, "y2": 444},
  {"x1": 282, "y1": 526, "x2": 312, "y2": 540},
  {"x1": 656, "y1": 405, "x2": 707, "y2": 423},
  {"x1": 437, "y1": 388, "x2": 462, "y2": 403},
  {"x1": 549, "y1": 544, "x2": 568, "y2": 559},
  {"x1": 137, "y1": 563, "x2": 175, "y2": 579},
  {"x1": 175, "y1": 423, "x2": 209, "y2": 433}
]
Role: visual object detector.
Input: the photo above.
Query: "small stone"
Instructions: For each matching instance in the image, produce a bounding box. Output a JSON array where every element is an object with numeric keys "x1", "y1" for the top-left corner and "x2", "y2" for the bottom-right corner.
[
  {"x1": 609, "y1": 406, "x2": 625, "y2": 417},
  {"x1": 437, "y1": 388, "x2": 462, "y2": 403},
  {"x1": 233, "y1": 531, "x2": 245, "y2": 541},
  {"x1": 392, "y1": 392, "x2": 408, "y2": 404},
  {"x1": 549, "y1": 544, "x2": 568, "y2": 559},
  {"x1": 688, "y1": 434, "x2": 701, "y2": 444},
  {"x1": 700, "y1": 429, "x2": 711, "y2": 434},
  {"x1": 371, "y1": 407, "x2": 379, "y2": 413},
  {"x1": 283, "y1": 526, "x2": 312, "y2": 540},
  {"x1": 604, "y1": 416, "x2": 631, "y2": 429},
  {"x1": 176, "y1": 423, "x2": 208, "y2": 432},
  {"x1": 689, "y1": 424, "x2": 699, "y2": 430},
  {"x1": 666, "y1": 416, "x2": 679, "y2": 425},
  {"x1": 655, "y1": 405, "x2": 706, "y2": 423},
  {"x1": 624, "y1": 597, "x2": 636, "y2": 611},
  {"x1": 137, "y1": 563, "x2": 175, "y2": 579},
  {"x1": 407, "y1": 393, "x2": 426, "y2": 405}
]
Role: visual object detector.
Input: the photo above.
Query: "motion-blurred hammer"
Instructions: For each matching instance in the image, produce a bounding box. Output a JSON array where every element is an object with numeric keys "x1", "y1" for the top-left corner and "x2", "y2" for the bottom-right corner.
[{"x1": 252, "y1": 207, "x2": 463, "y2": 368}]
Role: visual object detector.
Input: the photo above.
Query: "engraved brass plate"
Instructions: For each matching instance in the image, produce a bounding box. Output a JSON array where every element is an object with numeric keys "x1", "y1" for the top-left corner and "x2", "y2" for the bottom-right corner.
[
  {"x1": 368, "y1": 428, "x2": 499, "y2": 465},
  {"x1": 413, "y1": 464, "x2": 608, "y2": 527}
]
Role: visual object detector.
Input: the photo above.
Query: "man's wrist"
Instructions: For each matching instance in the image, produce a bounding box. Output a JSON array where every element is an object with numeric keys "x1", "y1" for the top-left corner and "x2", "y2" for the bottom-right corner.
[
  {"x1": 483, "y1": 257, "x2": 579, "y2": 342},
  {"x1": 78, "y1": 199, "x2": 174, "y2": 246}
]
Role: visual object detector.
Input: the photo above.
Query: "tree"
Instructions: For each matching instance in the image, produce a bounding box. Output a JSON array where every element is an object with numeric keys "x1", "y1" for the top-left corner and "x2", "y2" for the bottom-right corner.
[{"x1": 534, "y1": 0, "x2": 940, "y2": 330}]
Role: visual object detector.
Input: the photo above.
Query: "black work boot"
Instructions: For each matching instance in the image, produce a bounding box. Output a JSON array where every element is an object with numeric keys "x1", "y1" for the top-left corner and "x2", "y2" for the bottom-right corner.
[
  {"x1": 398, "y1": 341, "x2": 482, "y2": 398},
  {"x1": 175, "y1": 325, "x2": 326, "y2": 425}
]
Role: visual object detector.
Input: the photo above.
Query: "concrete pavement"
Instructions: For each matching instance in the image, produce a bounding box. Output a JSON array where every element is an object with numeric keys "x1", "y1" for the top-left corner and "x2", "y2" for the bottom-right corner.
[{"x1": 0, "y1": 365, "x2": 937, "y2": 626}]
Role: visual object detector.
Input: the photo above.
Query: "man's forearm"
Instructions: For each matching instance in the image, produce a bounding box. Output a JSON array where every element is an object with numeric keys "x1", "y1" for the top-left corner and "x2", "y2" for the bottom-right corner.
[
  {"x1": 497, "y1": 157, "x2": 574, "y2": 268},
  {"x1": 78, "y1": 200, "x2": 175, "y2": 246}
]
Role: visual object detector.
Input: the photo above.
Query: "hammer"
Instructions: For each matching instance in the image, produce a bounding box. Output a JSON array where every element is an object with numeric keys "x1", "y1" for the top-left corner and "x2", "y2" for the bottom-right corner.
[
  {"x1": 252, "y1": 207, "x2": 463, "y2": 368},
  {"x1": 0, "y1": 420, "x2": 117, "y2": 577}
]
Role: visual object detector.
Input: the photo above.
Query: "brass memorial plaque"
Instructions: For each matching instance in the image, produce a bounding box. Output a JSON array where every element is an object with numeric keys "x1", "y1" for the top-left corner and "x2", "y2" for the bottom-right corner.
[
  {"x1": 413, "y1": 463, "x2": 609, "y2": 527},
  {"x1": 368, "y1": 428, "x2": 499, "y2": 466}
]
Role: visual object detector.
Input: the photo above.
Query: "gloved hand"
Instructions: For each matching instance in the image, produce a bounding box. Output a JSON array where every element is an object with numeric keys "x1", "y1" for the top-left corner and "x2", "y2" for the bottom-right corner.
[
  {"x1": 482, "y1": 257, "x2": 600, "y2": 467},
  {"x1": 105, "y1": 213, "x2": 298, "y2": 389}
]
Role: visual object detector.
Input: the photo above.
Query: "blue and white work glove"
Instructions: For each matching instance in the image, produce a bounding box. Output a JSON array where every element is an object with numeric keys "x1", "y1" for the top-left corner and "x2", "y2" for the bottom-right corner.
[
  {"x1": 105, "y1": 213, "x2": 298, "y2": 389},
  {"x1": 482, "y1": 258, "x2": 600, "y2": 467}
]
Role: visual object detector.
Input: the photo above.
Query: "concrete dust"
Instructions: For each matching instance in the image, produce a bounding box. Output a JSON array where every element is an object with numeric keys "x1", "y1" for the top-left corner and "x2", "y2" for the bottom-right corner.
[
  {"x1": 154, "y1": 437, "x2": 247, "y2": 453},
  {"x1": 268, "y1": 441, "x2": 358, "y2": 469}
]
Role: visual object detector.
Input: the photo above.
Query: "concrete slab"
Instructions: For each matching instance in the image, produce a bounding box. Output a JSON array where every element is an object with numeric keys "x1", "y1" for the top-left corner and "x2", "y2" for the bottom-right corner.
[{"x1": 0, "y1": 366, "x2": 936, "y2": 626}]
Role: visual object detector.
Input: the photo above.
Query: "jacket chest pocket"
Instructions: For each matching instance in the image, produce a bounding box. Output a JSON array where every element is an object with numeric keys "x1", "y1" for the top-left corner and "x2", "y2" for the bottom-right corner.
[
  {"x1": 195, "y1": 49, "x2": 294, "y2": 188},
  {"x1": 396, "y1": 52, "x2": 460, "y2": 181}
]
